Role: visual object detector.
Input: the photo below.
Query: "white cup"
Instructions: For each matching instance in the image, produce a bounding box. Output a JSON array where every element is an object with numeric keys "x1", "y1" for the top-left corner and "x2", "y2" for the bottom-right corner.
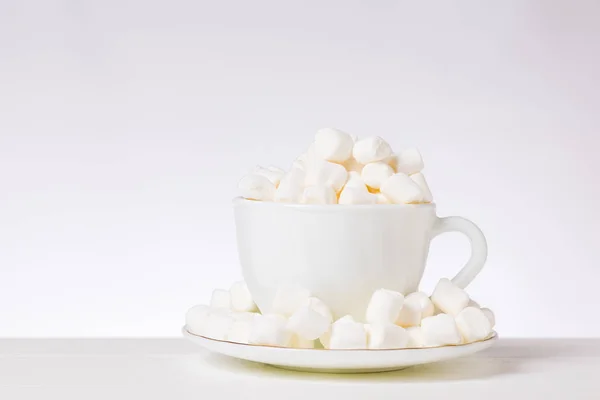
[{"x1": 233, "y1": 198, "x2": 487, "y2": 321}]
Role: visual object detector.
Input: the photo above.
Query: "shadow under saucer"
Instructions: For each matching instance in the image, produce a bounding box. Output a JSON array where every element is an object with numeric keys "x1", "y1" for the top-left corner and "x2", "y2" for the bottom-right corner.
[{"x1": 197, "y1": 350, "x2": 517, "y2": 382}]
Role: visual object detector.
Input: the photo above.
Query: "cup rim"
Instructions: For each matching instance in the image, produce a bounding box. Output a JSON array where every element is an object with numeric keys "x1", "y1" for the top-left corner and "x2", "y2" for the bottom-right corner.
[{"x1": 232, "y1": 197, "x2": 436, "y2": 210}]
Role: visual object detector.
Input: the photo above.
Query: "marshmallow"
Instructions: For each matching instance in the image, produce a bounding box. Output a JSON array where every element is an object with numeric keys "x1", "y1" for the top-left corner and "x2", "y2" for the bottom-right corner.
[
  {"x1": 304, "y1": 297, "x2": 333, "y2": 323},
  {"x1": 388, "y1": 148, "x2": 424, "y2": 175},
  {"x1": 305, "y1": 160, "x2": 348, "y2": 193},
  {"x1": 319, "y1": 332, "x2": 330, "y2": 349},
  {"x1": 336, "y1": 315, "x2": 356, "y2": 323},
  {"x1": 338, "y1": 187, "x2": 377, "y2": 205},
  {"x1": 329, "y1": 319, "x2": 368, "y2": 349},
  {"x1": 367, "y1": 323, "x2": 409, "y2": 349},
  {"x1": 421, "y1": 313, "x2": 462, "y2": 346},
  {"x1": 348, "y1": 170, "x2": 362, "y2": 180},
  {"x1": 410, "y1": 172, "x2": 433, "y2": 203},
  {"x1": 375, "y1": 192, "x2": 391, "y2": 204},
  {"x1": 295, "y1": 142, "x2": 318, "y2": 170},
  {"x1": 430, "y1": 278, "x2": 470, "y2": 316},
  {"x1": 253, "y1": 165, "x2": 285, "y2": 187},
  {"x1": 186, "y1": 305, "x2": 211, "y2": 335},
  {"x1": 301, "y1": 185, "x2": 337, "y2": 204},
  {"x1": 380, "y1": 173, "x2": 424, "y2": 204},
  {"x1": 287, "y1": 305, "x2": 331, "y2": 340},
  {"x1": 404, "y1": 292, "x2": 435, "y2": 319},
  {"x1": 468, "y1": 299, "x2": 480, "y2": 308},
  {"x1": 344, "y1": 171, "x2": 369, "y2": 191},
  {"x1": 467, "y1": 302, "x2": 496, "y2": 329},
  {"x1": 314, "y1": 128, "x2": 354, "y2": 163},
  {"x1": 275, "y1": 167, "x2": 305, "y2": 203},
  {"x1": 210, "y1": 289, "x2": 231, "y2": 309},
  {"x1": 406, "y1": 326, "x2": 426, "y2": 348},
  {"x1": 291, "y1": 160, "x2": 304, "y2": 171},
  {"x1": 227, "y1": 318, "x2": 254, "y2": 344},
  {"x1": 395, "y1": 301, "x2": 421, "y2": 328},
  {"x1": 290, "y1": 335, "x2": 315, "y2": 349},
  {"x1": 272, "y1": 285, "x2": 311, "y2": 316},
  {"x1": 365, "y1": 289, "x2": 405, "y2": 324},
  {"x1": 238, "y1": 174, "x2": 276, "y2": 201},
  {"x1": 342, "y1": 156, "x2": 364, "y2": 173},
  {"x1": 268, "y1": 165, "x2": 285, "y2": 173},
  {"x1": 455, "y1": 306, "x2": 492, "y2": 343},
  {"x1": 481, "y1": 307, "x2": 496, "y2": 328},
  {"x1": 249, "y1": 314, "x2": 292, "y2": 347},
  {"x1": 352, "y1": 136, "x2": 393, "y2": 164},
  {"x1": 319, "y1": 315, "x2": 355, "y2": 349},
  {"x1": 205, "y1": 310, "x2": 235, "y2": 340},
  {"x1": 229, "y1": 281, "x2": 258, "y2": 313},
  {"x1": 231, "y1": 311, "x2": 259, "y2": 322},
  {"x1": 361, "y1": 162, "x2": 395, "y2": 190}
]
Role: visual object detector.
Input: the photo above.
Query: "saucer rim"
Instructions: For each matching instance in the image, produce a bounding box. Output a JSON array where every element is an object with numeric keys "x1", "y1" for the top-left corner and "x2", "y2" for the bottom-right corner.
[
  {"x1": 182, "y1": 326, "x2": 497, "y2": 351},
  {"x1": 233, "y1": 196, "x2": 437, "y2": 210}
]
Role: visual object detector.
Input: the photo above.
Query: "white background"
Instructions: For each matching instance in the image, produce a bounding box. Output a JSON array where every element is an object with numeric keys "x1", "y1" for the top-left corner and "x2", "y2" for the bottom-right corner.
[{"x1": 1, "y1": 0, "x2": 598, "y2": 337}]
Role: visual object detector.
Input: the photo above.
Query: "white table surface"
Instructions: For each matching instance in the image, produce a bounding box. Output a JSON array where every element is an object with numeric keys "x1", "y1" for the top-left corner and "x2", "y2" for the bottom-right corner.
[{"x1": 0, "y1": 338, "x2": 598, "y2": 399}]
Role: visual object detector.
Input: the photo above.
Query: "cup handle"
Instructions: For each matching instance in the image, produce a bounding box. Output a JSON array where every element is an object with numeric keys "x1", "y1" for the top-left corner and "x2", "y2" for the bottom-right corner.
[{"x1": 431, "y1": 216, "x2": 488, "y2": 289}]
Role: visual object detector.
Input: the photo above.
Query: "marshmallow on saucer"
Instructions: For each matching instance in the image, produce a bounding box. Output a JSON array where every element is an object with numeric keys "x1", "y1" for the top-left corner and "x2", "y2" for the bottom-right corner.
[
  {"x1": 301, "y1": 185, "x2": 337, "y2": 204},
  {"x1": 305, "y1": 160, "x2": 348, "y2": 193},
  {"x1": 361, "y1": 162, "x2": 394, "y2": 190},
  {"x1": 410, "y1": 172, "x2": 433, "y2": 203},
  {"x1": 314, "y1": 128, "x2": 354, "y2": 163},
  {"x1": 336, "y1": 315, "x2": 355, "y2": 323},
  {"x1": 267, "y1": 165, "x2": 285, "y2": 173},
  {"x1": 380, "y1": 173, "x2": 424, "y2": 204},
  {"x1": 185, "y1": 305, "x2": 211, "y2": 335},
  {"x1": 366, "y1": 323, "x2": 409, "y2": 349},
  {"x1": 344, "y1": 171, "x2": 369, "y2": 191},
  {"x1": 319, "y1": 315, "x2": 355, "y2": 349},
  {"x1": 388, "y1": 148, "x2": 424, "y2": 175},
  {"x1": 342, "y1": 156, "x2": 364, "y2": 173},
  {"x1": 272, "y1": 286, "x2": 311, "y2": 317},
  {"x1": 229, "y1": 281, "x2": 258, "y2": 313},
  {"x1": 238, "y1": 174, "x2": 276, "y2": 201},
  {"x1": 275, "y1": 167, "x2": 305, "y2": 203},
  {"x1": 421, "y1": 314, "x2": 462, "y2": 346},
  {"x1": 406, "y1": 326, "x2": 426, "y2": 348},
  {"x1": 375, "y1": 192, "x2": 391, "y2": 204},
  {"x1": 227, "y1": 317, "x2": 255, "y2": 344},
  {"x1": 290, "y1": 335, "x2": 315, "y2": 349},
  {"x1": 328, "y1": 318, "x2": 368, "y2": 349},
  {"x1": 338, "y1": 187, "x2": 377, "y2": 205},
  {"x1": 366, "y1": 289, "x2": 405, "y2": 324},
  {"x1": 430, "y1": 278, "x2": 470, "y2": 316},
  {"x1": 287, "y1": 304, "x2": 331, "y2": 340},
  {"x1": 395, "y1": 301, "x2": 421, "y2": 328},
  {"x1": 204, "y1": 310, "x2": 235, "y2": 341},
  {"x1": 455, "y1": 306, "x2": 492, "y2": 343},
  {"x1": 404, "y1": 292, "x2": 435, "y2": 319},
  {"x1": 253, "y1": 165, "x2": 286, "y2": 187},
  {"x1": 466, "y1": 301, "x2": 496, "y2": 327},
  {"x1": 304, "y1": 297, "x2": 333, "y2": 323},
  {"x1": 231, "y1": 311, "x2": 258, "y2": 322},
  {"x1": 481, "y1": 308, "x2": 496, "y2": 328},
  {"x1": 353, "y1": 137, "x2": 393, "y2": 164},
  {"x1": 295, "y1": 142, "x2": 318, "y2": 170},
  {"x1": 249, "y1": 314, "x2": 292, "y2": 347},
  {"x1": 210, "y1": 289, "x2": 231, "y2": 309}
]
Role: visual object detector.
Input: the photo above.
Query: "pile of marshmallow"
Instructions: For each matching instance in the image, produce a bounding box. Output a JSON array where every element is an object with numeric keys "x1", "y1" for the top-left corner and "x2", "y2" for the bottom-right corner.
[
  {"x1": 238, "y1": 128, "x2": 432, "y2": 205},
  {"x1": 186, "y1": 278, "x2": 495, "y2": 349}
]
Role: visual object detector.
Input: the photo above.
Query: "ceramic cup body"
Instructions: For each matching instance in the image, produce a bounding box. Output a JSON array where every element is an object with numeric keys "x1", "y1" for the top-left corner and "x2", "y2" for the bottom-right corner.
[{"x1": 233, "y1": 198, "x2": 487, "y2": 321}]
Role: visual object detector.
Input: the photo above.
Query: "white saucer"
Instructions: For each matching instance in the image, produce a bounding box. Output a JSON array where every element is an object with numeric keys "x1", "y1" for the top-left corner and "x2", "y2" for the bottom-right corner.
[{"x1": 182, "y1": 327, "x2": 497, "y2": 373}]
